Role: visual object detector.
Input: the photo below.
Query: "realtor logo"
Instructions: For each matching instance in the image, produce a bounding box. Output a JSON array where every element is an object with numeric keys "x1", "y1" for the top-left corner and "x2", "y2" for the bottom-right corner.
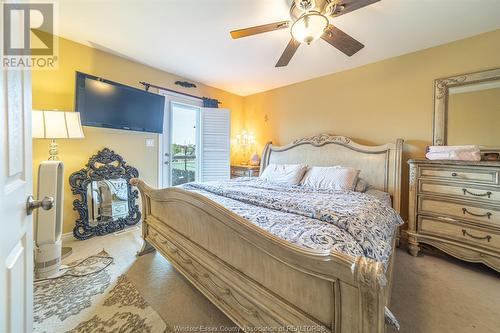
[{"x1": 2, "y1": 2, "x2": 58, "y2": 69}]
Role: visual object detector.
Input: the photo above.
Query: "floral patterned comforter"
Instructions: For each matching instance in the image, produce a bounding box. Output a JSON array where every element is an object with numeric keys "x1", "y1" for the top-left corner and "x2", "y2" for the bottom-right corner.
[{"x1": 181, "y1": 178, "x2": 403, "y2": 268}]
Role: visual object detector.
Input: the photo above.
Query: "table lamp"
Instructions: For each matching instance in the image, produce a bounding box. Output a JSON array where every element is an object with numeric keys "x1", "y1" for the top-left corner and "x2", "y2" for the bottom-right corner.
[
  {"x1": 32, "y1": 110, "x2": 84, "y2": 271},
  {"x1": 235, "y1": 130, "x2": 256, "y2": 165},
  {"x1": 32, "y1": 110, "x2": 85, "y2": 159}
]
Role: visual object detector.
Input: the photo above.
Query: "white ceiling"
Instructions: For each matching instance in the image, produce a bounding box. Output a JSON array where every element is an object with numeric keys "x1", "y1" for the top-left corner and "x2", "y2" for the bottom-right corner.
[{"x1": 54, "y1": 0, "x2": 500, "y2": 96}]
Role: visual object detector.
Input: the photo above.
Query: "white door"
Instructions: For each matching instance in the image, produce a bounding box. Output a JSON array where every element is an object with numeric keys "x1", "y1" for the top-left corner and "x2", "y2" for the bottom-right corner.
[
  {"x1": 0, "y1": 61, "x2": 34, "y2": 332},
  {"x1": 159, "y1": 91, "x2": 202, "y2": 187}
]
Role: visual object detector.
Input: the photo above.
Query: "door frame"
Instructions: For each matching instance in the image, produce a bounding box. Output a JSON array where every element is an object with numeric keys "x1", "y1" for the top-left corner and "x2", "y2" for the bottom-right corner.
[{"x1": 157, "y1": 90, "x2": 202, "y2": 188}]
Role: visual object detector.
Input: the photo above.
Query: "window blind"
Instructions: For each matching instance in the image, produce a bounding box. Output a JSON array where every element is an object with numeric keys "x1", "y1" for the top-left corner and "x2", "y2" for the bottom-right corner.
[{"x1": 199, "y1": 108, "x2": 231, "y2": 182}]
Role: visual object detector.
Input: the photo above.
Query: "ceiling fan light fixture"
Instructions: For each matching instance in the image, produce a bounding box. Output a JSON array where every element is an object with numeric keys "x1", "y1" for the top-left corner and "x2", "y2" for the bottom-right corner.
[{"x1": 291, "y1": 12, "x2": 328, "y2": 45}]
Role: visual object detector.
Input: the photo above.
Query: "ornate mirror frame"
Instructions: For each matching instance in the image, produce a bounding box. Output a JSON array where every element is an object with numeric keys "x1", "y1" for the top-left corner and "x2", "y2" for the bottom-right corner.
[
  {"x1": 433, "y1": 67, "x2": 500, "y2": 147},
  {"x1": 70, "y1": 148, "x2": 141, "y2": 240}
]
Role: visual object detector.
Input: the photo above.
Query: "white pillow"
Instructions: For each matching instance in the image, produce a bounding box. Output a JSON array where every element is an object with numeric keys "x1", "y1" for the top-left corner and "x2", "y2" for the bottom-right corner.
[
  {"x1": 301, "y1": 166, "x2": 360, "y2": 191},
  {"x1": 260, "y1": 163, "x2": 308, "y2": 185}
]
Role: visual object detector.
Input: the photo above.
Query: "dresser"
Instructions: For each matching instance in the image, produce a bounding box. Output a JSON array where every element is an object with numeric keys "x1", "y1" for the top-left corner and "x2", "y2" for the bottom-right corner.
[
  {"x1": 230, "y1": 165, "x2": 260, "y2": 178},
  {"x1": 407, "y1": 159, "x2": 500, "y2": 272}
]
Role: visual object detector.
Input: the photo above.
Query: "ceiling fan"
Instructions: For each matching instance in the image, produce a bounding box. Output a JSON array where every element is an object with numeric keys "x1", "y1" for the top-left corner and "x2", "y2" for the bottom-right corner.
[{"x1": 230, "y1": 0, "x2": 379, "y2": 67}]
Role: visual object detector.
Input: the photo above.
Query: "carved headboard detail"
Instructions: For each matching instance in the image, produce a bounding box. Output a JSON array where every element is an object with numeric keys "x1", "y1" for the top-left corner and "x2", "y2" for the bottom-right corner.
[{"x1": 260, "y1": 134, "x2": 404, "y2": 213}]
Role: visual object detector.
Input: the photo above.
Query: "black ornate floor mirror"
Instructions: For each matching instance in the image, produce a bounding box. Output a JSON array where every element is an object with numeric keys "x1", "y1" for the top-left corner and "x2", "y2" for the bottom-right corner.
[{"x1": 70, "y1": 148, "x2": 141, "y2": 240}]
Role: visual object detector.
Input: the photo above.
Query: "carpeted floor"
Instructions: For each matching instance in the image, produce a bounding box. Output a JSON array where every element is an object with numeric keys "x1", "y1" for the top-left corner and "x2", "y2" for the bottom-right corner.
[{"x1": 62, "y1": 228, "x2": 500, "y2": 333}]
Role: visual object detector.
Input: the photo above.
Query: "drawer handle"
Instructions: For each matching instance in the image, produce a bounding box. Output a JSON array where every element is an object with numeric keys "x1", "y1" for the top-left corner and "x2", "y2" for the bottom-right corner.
[
  {"x1": 462, "y1": 208, "x2": 492, "y2": 219},
  {"x1": 462, "y1": 189, "x2": 492, "y2": 198},
  {"x1": 451, "y1": 172, "x2": 458, "y2": 177},
  {"x1": 462, "y1": 229, "x2": 492, "y2": 242}
]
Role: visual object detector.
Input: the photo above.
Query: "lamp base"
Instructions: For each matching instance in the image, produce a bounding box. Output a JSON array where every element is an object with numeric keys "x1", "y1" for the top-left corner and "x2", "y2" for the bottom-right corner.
[{"x1": 48, "y1": 139, "x2": 59, "y2": 160}]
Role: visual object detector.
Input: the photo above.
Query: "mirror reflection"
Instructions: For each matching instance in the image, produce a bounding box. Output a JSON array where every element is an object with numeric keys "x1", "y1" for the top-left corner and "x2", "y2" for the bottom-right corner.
[
  {"x1": 87, "y1": 178, "x2": 129, "y2": 226},
  {"x1": 448, "y1": 80, "x2": 500, "y2": 147}
]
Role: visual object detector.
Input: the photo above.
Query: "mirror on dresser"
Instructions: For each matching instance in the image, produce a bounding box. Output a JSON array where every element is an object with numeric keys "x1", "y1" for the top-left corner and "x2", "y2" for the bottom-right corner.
[{"x1": 433, "y1": 67, "x2": 500, "y2": 154}]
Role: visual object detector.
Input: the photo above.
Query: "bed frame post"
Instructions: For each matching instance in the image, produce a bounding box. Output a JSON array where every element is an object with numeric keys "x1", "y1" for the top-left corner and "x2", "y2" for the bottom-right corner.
[
  {"x1": 131, "y1": 178, "x2": 156, "y2": 256},
  {"x1": 260, "y1": 141, "x2": 272, "y2": 175},
  {"x1": 353, "y1": 256, "x2": 387, "y2": 333},
  {"x1": 137, "y1": 238, "x2": 155, "y2": 256}
]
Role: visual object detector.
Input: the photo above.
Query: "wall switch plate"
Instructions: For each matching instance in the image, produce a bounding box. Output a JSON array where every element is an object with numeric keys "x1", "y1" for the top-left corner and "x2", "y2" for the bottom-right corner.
[{"x1": 145, "y1": 139, "x2": 155, "y2": 147}]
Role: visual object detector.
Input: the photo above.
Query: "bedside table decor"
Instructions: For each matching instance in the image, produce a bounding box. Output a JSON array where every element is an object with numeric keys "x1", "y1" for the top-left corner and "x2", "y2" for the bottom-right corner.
[{"x1": 249, "y1": 152, "x2": 260, "y2": 166}]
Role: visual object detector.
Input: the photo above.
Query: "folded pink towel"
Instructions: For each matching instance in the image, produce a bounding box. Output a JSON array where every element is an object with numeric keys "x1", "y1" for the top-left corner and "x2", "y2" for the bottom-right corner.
[
  {"x1": 427, "y1": 145, "x2": 479, "y2": 153},
  {"x1": 426, "y1": 150, "x2": 481, "y2": 161}
]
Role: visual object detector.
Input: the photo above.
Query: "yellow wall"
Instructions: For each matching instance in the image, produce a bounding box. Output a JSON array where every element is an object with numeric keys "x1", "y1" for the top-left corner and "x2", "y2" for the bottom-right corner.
[
  {"x1": 243, "y1": 29, "x2": 500, "y2": 221},
  {"x1": 32, "y1": 36, "x2": 244, "y2": 234}
]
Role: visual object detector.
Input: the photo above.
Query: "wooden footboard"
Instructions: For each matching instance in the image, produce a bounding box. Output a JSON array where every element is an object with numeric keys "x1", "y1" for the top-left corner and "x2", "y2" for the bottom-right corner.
[{"x1": 132, "y1": 179, "x2": 394, "y2": 333}]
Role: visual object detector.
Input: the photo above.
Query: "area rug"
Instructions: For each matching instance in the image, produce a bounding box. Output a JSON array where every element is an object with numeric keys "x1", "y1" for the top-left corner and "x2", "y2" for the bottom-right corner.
[{"x1": 34, "y1": 250, "x2": 170, "y2": 333}]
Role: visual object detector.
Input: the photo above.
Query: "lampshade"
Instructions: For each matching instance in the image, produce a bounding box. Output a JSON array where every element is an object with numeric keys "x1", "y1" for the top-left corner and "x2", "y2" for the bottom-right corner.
[
  {"x1": 32, "y1": 110, "x2": 85, "y2": 139},
  {"x1": 291, "y1": 12, "x2": 329, "y2": 45}
]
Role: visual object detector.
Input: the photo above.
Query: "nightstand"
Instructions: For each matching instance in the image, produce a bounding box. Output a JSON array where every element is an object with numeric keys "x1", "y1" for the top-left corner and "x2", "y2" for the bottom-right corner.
[{"x1": 231, "y1": 165, "x2": 260, "y2": 178}]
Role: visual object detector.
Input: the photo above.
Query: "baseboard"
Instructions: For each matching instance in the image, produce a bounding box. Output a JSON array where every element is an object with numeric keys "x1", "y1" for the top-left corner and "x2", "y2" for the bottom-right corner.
[
  {"x1": 61, "y1": 225, "x2": 140, "y2": 243},
  {"x1": 61, "y1": 232, "x2": 76, "y2": 243}
]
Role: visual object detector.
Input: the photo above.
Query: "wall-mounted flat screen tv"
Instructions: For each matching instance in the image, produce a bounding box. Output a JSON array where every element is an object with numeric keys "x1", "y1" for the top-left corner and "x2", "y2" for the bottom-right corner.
[{"x1": 75, "y1": 71, "x2": 165, "y2": 133}]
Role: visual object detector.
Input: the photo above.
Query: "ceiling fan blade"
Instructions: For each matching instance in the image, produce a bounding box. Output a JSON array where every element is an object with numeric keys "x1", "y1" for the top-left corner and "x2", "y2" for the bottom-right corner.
[
  {"x1": 230, "y1": 21, "x2": 290, "y2": 39},
  {"x1": 275, "y1": 38, "x2": 300, "y2": 67},
  {"x1": 321, "y1": 24, "x2": 364, "y2": 56},
  {"x1": 331, "y1": 0, "x2": 380, "y2": 17}
]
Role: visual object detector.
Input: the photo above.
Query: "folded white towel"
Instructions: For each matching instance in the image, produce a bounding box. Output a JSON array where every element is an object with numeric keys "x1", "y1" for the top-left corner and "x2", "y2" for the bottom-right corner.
[
  {"x1": 427, "y1": 145, "x2": 480, "y2": 153},
  {"x1": 426, "y1": 150, "x2": 481, "y2": 161}
]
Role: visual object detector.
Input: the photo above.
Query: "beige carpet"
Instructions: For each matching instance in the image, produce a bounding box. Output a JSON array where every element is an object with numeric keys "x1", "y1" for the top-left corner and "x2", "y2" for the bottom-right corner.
[{"x1": 63, "y1": 229, "x2": 500, "y2": 333}]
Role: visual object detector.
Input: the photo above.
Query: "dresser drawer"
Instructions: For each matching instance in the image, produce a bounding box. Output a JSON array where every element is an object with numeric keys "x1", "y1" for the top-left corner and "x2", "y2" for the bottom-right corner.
[
  {"x1": 419, "y1": 196, "x2": 500, "y2": 228},
  {"x1": 418, "y1": 217, "x2": 500, "y2": 251},
  {"x1": 419, "y1": 166, "x2": 499, "y2": 185},
  {"x1": 419, "y1": 181, "x2": 500, "y2": 205}
]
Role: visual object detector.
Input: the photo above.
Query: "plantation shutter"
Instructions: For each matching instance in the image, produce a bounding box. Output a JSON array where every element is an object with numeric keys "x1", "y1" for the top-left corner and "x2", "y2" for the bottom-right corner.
[{"x1": 200, "y1": 108, "x2": 231, "y2": 182}]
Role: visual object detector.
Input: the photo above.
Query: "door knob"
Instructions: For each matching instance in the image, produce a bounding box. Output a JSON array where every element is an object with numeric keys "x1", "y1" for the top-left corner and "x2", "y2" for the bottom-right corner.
[{"x1": 26, "y1": 195, "x2": 54, "y2": 215}]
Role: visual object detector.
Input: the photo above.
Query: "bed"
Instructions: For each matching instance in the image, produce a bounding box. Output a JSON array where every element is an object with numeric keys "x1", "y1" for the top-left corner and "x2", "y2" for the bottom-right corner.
[{"x1": 132, "y1": 133, "x2": 404, "y2": 333}]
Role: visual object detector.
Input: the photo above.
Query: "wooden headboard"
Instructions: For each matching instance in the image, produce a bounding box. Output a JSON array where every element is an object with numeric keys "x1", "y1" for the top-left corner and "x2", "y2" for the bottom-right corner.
[{"x1": 260, "y1": 134, "x2": 404, "y2": 214}]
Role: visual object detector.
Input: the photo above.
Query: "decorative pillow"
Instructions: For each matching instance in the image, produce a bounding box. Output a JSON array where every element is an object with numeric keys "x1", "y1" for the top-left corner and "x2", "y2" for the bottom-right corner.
[
  {"x1": 260, "y1": 163, "x2": 308, "y2": 185},
  {"x1": 301, "y1": 166, "x2": 360, "y2": 191},
  {"x1": 354, "y1": 178, "x2": 369, "y2": 193}
]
